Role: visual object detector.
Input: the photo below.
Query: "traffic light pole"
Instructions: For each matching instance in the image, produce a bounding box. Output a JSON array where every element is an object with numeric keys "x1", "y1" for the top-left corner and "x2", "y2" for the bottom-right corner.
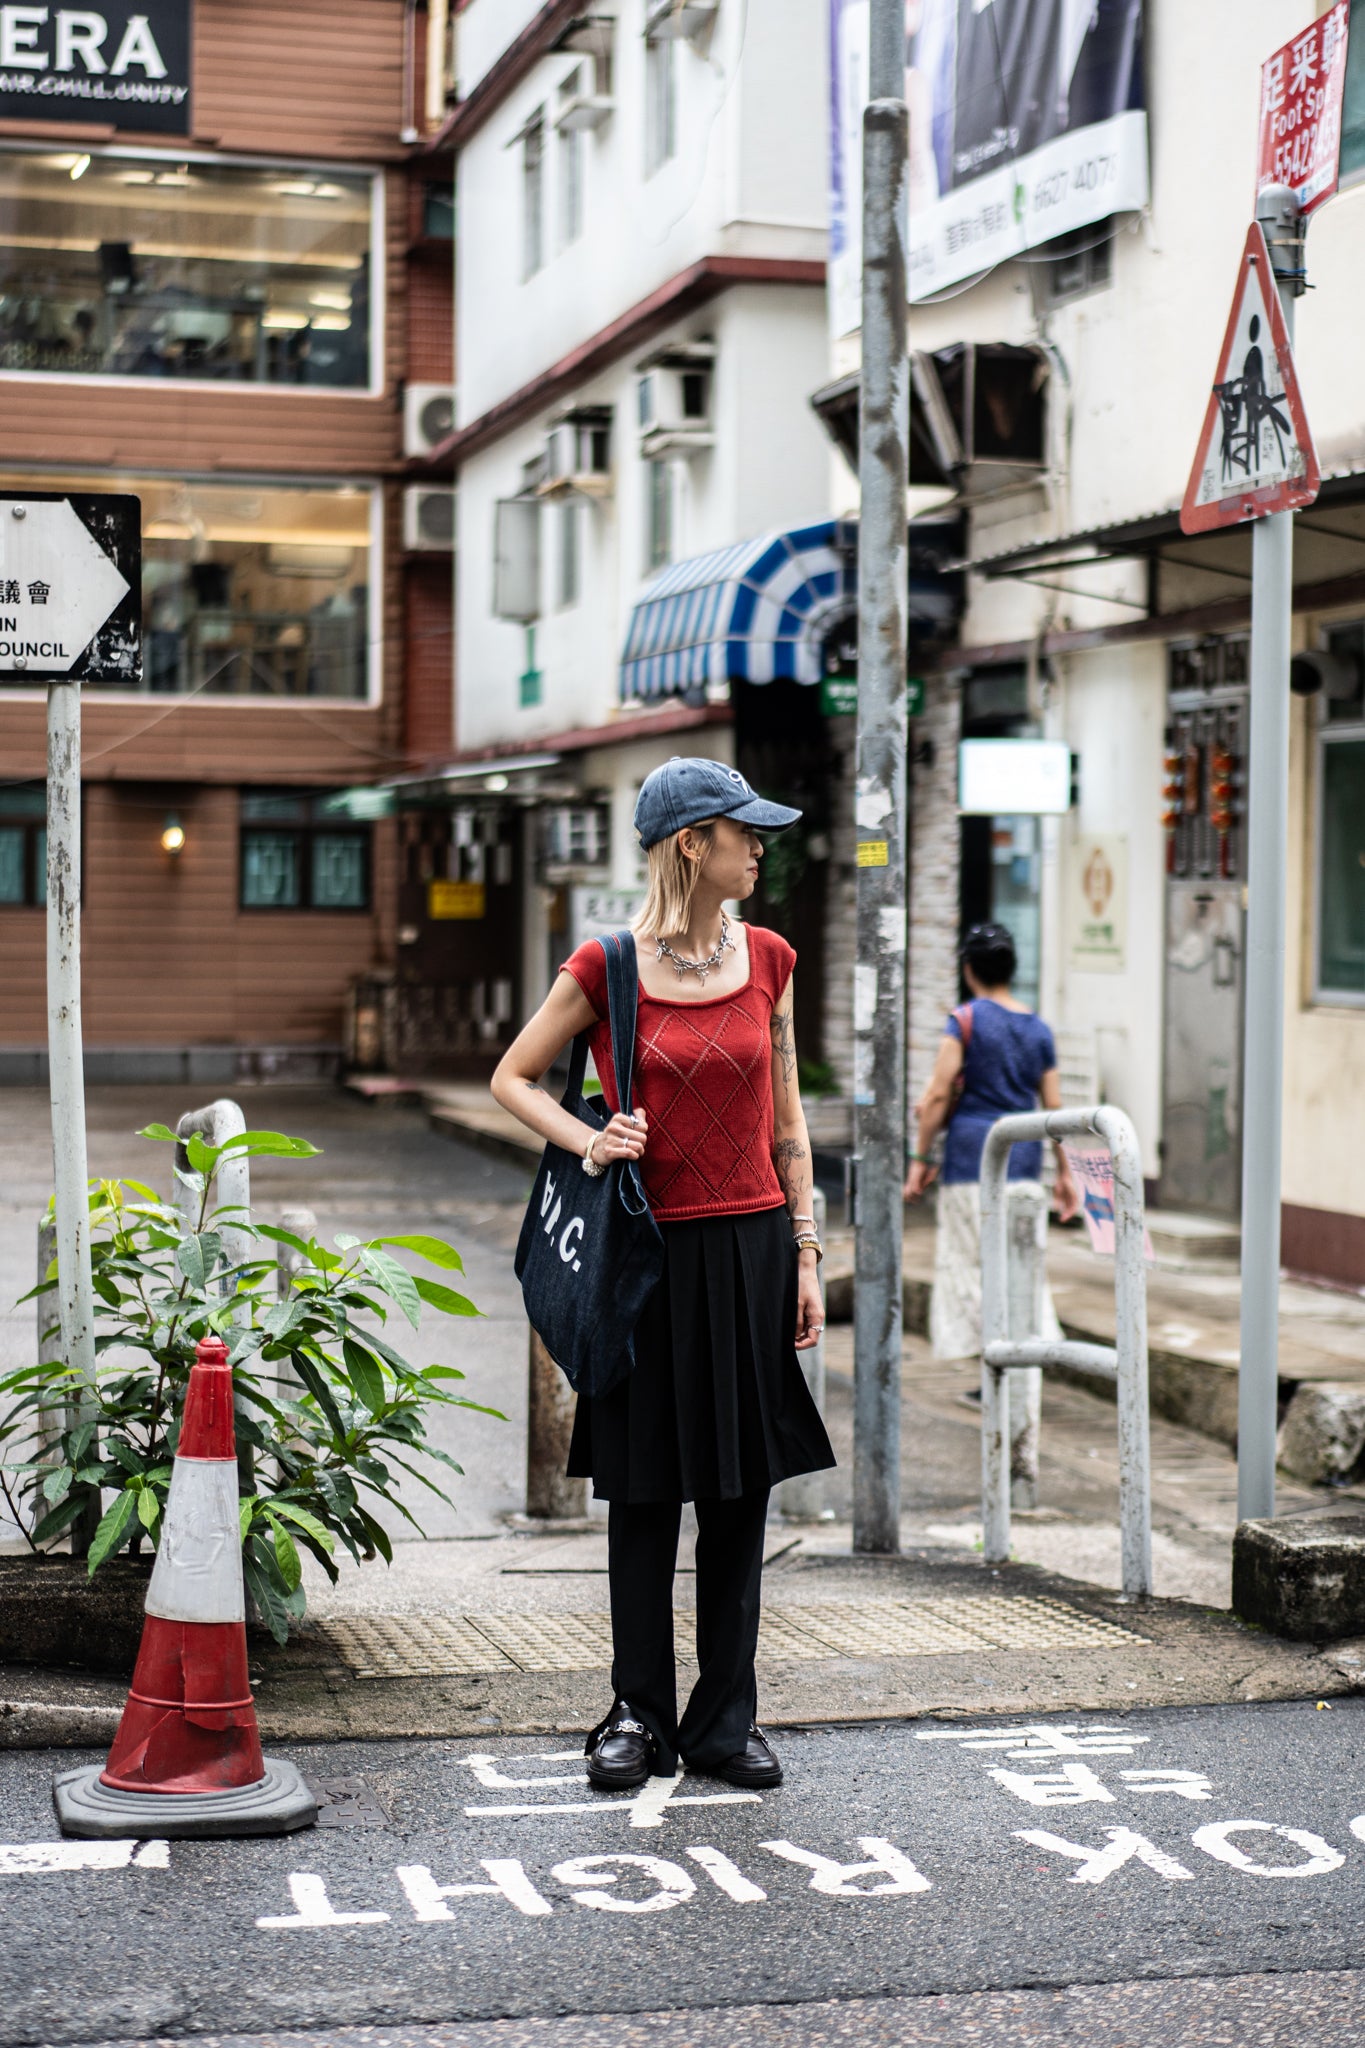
[
  {"x1": 1237, "y1": 183, "x2": 1305, "y2": 1524},
  {"x1": 852, "y1": 0, "x2": 909, "y2": 1555}
]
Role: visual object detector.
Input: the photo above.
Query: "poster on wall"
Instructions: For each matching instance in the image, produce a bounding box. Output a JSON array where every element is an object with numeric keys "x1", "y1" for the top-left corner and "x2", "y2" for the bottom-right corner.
[
  {"x1": 0, "y1": 2, "x2": 192, "y2": 134},
  {"x1": 829, "y1": 0, "x2": 1150, "y2": 329},
  {"x1": 1066, "y1": 832, "x2": 1127, "y2": 974}
]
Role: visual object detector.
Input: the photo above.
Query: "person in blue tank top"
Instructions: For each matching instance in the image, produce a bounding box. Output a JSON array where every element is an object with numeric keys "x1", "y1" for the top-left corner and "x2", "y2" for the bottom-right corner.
[{"x1": 904, "y1": 923, "x2": 1080, "y2": 1360}]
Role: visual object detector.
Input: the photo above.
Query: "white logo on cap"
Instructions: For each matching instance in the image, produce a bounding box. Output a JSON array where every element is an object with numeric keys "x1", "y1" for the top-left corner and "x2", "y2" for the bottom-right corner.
[{"x1": 726, "y1": 769, "x2": 751, "y2": 792}]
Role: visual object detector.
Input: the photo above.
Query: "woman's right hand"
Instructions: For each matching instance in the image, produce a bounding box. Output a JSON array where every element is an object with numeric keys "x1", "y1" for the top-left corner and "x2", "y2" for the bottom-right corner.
[
  {"x1": 903, "y1": 1158, "x2": 938, "y2": 1203},
  {"x1": 591, "y1": 1109, "x2": 648, "y2": 1165}
]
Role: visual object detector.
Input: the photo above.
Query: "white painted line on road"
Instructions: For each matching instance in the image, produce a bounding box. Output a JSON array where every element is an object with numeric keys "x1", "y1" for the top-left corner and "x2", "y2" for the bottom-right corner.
[
  {"x1": 1015, "y1": 1827, "x2": 1196, "y2": 1885},
  {"x1": 686, "y1": 1846, "x2": 767, "y2": 1902},
  {"x1": 1121, "y1": 1770, "x2": 1214, "y2": 1800},
  {"x1": 917, "y1": 1723, "x2": 1151, "y2": 1759},
  {"x1": 256, "y1": 1874, "x2": 390, "y2": 1929},
  {"x1": 0, "y1": 1839, "x2": 168, "y2": 1874},
  {"x1": 760, "y1": 1839, "x2": 931, "y2": 1897},
  {"x1": 551, "y1": 1853, "x2": 695, "y2": 1914},
  {"x1": 464, "y1": 1766, "x2": 761, "y2": 1829},
  {"x1": 1191, "y1": 1821, "x2": 1346, "y2": 1878},
  {"x1": 990, "y1": 1762, "x2": 1116, "y2": 1806},
  {"x1": 396, "y1": 1860, "x2": 553, "y2": 1919},
  {"x1": 465, "y1": 1752, "x2": 586, "y2": 1791}
]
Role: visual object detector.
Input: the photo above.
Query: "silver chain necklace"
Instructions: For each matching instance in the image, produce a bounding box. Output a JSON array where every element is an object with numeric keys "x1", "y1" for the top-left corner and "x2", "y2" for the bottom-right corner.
[{"x1": 654, "y1": 913, "x2": 736, "y2": 985}]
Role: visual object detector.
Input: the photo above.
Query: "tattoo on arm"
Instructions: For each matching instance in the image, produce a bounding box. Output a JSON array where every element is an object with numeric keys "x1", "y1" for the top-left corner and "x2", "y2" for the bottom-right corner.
[
  {"x1": 770, "y1": 1006, "x2": 797, "y2": 1088},
  {"x1": 773, "y1": 1136, "x2": 808, "y2": 1207}
]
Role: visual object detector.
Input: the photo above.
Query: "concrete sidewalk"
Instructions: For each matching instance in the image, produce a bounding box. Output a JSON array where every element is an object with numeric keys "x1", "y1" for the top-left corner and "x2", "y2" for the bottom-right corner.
[{"x1": 4, "y1": 1083, "x2": 1365, "y2": 1757}]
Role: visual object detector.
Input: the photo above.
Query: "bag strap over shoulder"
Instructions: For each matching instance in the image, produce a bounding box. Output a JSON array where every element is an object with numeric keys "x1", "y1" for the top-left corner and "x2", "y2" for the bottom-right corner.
[
  {"x1": 598, "y1": 931, "x2": 651, "y2": 1217},
  {"x1": 599, "y1": 930, "x2": 640, "y2": 1115},
  {"x1": 954, "y1": 1001, "x2": 974, "y2": 1056},
  {"x1": 560, "y1": 1026, "x2": 591, "y2": 1108}
]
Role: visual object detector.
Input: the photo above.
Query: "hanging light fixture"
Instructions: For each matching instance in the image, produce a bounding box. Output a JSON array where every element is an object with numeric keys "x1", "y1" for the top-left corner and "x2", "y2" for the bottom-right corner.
[{"x1": 160, "y1": 814, "x2": 186, "y2": 856}]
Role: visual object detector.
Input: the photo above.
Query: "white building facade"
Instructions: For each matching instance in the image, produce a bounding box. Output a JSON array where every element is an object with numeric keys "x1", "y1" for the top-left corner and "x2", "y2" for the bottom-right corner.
[
  {"x1": 828, "y1": 0, "x2": 1365, "y2": 1286},
  {"x1": 434, "y1": 0, "x2": 841, "y2": 1071}
]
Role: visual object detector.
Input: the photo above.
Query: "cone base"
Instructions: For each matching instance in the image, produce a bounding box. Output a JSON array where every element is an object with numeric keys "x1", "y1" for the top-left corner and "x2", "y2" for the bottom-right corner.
[{"x1": 53, "y1": 1757, "x2": 317, "y2": 1840}]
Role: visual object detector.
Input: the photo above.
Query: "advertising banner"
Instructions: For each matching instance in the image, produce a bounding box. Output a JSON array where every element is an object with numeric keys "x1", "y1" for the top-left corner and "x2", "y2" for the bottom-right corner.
[
  {"x1": 830, "y1": 0, "x2": 1149, "y2": 328},
  {"x1": 1256, "y1": 4, "x2": 1350, "y2": 218},
  {"x1": 0, "y1": 2, "x2": 191, "y2": 134}
]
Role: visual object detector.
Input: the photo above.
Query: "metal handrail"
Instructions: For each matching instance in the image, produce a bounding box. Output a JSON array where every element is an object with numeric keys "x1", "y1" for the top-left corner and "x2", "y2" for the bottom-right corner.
[{"x1": 980, "y1": 1104, "x2": 1152, "y2": 1600}]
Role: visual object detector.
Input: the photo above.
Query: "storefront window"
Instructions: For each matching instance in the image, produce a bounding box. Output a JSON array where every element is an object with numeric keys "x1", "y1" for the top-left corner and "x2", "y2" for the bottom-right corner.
[
  {"x1": 0, "y1": 785, "x2": 44, "y2": 905},
  {"x1": 0, "y1": 149, "x2": 374, "y2": 387},
  {"x1": 240, "y1": 792, "x2": 371, "y2": 911},
  {"x1": 0, "y1": 472, "x2": 373, "y2": 698},
  {"x1": 1318, "y1": 733, "x2": 1365, "y2": 1000}
]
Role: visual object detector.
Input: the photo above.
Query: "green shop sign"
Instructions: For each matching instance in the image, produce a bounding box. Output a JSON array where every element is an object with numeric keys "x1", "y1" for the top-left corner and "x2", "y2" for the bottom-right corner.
[{"x1": 819, "y1": 675, "x2": 926, "y2": 718}]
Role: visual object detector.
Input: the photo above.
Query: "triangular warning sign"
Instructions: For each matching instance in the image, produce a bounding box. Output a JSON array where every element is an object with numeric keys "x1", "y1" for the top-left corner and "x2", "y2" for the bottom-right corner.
[{"x1": 1180, "y1": 222, "x2": 1320, "y2": 536}]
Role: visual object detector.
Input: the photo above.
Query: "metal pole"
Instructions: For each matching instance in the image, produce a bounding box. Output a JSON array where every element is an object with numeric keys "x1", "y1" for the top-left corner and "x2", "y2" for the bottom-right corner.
[
  {"x1": 45, "y1": 679, "x2": 99, "y2": 1555},
  {"x1": 1237, "y1": 185, "x2": 1304, "y2": 1525},
  {"x1": 979, "y1": 1128, "x2": 1012, "y2": 1567},
  {"x1": 852, "y1": 0, "x2": 909, "y2": 1556},
  {"x1": 1006, "y1": 1183, "x2": 1045, "y2": 1511}
]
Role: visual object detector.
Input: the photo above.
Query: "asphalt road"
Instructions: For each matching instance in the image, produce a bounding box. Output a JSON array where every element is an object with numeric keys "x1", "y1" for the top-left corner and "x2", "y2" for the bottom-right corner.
[{"x1": 8, "y1": 1701, "x2": 1365, "y2": 2047}]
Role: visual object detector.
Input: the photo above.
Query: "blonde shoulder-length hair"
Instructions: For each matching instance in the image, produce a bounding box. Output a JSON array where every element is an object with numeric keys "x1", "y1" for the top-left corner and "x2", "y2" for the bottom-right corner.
[{"x1": 631, "y1": 820, "x2": 715, "y2": 941}]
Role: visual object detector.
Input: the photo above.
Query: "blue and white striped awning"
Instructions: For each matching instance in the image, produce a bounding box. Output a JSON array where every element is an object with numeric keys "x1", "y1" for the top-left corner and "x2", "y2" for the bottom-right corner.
[{"x1": 619, "y1": 519, "x2": 857, "y2": 703}]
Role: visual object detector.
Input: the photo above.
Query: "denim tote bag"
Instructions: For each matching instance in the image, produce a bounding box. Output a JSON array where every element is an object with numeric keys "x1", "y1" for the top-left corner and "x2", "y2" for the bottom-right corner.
[{"x1": 514, "y1": 931, "x2": 664, "y2": 1399}]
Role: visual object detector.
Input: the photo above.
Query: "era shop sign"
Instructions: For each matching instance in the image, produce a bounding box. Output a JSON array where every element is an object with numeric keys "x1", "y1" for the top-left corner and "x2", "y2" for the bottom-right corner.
[{"x1": 0, "y1": 2, "x2": 191, "y2": 133}]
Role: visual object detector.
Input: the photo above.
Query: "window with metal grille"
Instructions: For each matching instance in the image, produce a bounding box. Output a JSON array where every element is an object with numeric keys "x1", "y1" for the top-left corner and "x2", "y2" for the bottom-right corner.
[
  {"x1": 0, "y1": 785, "x2": 45, "y2": 907},
  {"x1": 240, "y1": 790, "x2": 371, "y2": 911}
]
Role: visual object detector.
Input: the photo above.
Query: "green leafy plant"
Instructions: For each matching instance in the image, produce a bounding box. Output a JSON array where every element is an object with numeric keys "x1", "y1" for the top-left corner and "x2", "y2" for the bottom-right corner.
[{"x1": 0, "y1": 1124, "x2": 501, "y2": 1642}]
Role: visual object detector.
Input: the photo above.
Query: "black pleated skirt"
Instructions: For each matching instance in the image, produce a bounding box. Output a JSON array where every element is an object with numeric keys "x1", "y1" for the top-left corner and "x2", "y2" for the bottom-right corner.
[{"x1": 566, "y1": 1203, "x2": 838, "y2": 1504}]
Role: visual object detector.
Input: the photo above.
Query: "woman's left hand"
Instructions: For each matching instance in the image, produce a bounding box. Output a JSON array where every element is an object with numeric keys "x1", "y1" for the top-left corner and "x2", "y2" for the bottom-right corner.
[{"x1": 795, "y1": 1259, "x2": 824, "y2": 1351}]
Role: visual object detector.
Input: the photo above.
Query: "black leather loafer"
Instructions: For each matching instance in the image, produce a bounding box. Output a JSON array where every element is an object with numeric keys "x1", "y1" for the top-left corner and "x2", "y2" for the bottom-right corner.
[
  {"x1": 585, "y1": 1701, "x2": 657, "y2": 1790},
  {"x1": 711, "y1": 1724, "x2": 783, "y2": 1788}
]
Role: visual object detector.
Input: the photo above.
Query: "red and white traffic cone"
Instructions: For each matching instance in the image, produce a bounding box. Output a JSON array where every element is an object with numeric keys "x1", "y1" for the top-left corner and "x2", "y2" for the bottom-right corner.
[{"x1": 55, "y1": 1337, "x2": 316, "y2": 1838}]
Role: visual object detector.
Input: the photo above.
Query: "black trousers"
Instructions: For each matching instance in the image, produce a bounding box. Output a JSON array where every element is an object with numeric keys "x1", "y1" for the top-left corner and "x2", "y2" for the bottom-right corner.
[{"x1": 607, "y1": 1488, "x2": 769, "y2": 1775}]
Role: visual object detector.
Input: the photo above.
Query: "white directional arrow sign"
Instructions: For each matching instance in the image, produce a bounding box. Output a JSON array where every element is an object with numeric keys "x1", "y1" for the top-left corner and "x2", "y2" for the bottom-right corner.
[{"x1": 0, "y1": 494, "x2": 140, "y2": 683}]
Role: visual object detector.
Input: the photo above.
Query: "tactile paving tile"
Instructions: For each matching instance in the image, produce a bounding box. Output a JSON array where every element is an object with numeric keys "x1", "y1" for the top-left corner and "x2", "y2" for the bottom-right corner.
[
  {"x1": 320, "y1": 1594, "x2": 1144, "y2": 1679},
  {"x1": 753, "y1": 1595, "x2": 1147, "y2": 1661},
  {"x1": 467, "y1": 1610, "x2": 617, "y2": 1672},
  {"x1": 320, "y1": 1615, "x2": 512, "y2": 1678}
]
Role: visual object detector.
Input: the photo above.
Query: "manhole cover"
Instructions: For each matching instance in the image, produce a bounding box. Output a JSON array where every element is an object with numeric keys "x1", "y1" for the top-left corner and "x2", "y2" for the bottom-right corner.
[
  {"x1": 306, "y1": 1775, "x2": 392, "y2": 1828},
  {"x1": 320, "y1": 1595, "x2": 1144, "y2": 1679}
]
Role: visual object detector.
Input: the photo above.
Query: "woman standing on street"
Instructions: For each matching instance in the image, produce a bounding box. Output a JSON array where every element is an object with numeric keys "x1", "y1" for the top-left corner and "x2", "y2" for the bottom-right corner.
[
  {"x1": 492, "y1": 758, "x2": 835, "y2": 1792},
  {"x1": 904, "y1": 921, "x2": 1081, "y2": 1360}
]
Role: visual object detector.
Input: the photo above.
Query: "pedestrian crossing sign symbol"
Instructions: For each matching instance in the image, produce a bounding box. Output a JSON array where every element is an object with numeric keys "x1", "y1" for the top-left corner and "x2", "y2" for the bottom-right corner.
[{"x1": 1181, "y1": 221, "x2": 1320, "y2": 534}]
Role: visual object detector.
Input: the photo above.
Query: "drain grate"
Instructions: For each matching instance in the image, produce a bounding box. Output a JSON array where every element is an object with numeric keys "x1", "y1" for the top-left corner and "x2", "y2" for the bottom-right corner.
[{"x1": 321, "y1": 1594, "x2": 1144, "y2": 1680}]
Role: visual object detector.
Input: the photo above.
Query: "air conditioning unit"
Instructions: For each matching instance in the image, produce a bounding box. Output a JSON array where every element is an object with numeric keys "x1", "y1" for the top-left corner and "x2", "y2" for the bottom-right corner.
[
  {"x1": 646, "y1": 0, "x2": 718, "y2": 41},
  {"x1": 540, "y1": 407, "x2": 613, "y2": 499},
  {"x1": 556, "y1": 84, "x2": 613, "y2": 131},
  {"x1": 403, "y1": 382, "x2": 458, "y2": 459},
  {"x1": 404, "y1": 484, "x2": 457, "y2": 552},
  {"x1": 637, "y1": 345, "x2": 714, "y2": 457},
  {"x1": 544, "y1": 805, "x2": 610, "y2": 868}
]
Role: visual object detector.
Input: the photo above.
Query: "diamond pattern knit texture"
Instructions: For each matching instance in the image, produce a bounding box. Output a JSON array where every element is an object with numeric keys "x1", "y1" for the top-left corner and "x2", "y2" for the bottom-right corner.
[{"x1": 562, "y1": 925, "x2": 797, "y2": 1222}]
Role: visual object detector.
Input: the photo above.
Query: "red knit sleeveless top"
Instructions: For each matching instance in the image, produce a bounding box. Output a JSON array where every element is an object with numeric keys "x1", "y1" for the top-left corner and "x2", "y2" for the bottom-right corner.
[{"x1": 560, "y1": 925, "x2": 797, "y2": 1223}]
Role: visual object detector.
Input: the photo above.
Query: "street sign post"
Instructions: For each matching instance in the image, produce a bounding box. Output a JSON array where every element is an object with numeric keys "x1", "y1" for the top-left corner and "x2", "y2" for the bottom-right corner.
[
  {"x1": 0, "y1": 494, "x2": 141, "y2": 1548},
  {"x1": 1181, "y1": 192, "x2": 1318, "y2": 1529},
  {"x1": 852, "y1": 0, "x2": 909, "y2": 1557}
]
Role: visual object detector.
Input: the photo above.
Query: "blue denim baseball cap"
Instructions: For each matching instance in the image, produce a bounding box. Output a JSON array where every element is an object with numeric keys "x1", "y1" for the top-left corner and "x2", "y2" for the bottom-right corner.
[{"x1": 633, "y1": 757, "x2": 802, "y2": 850}]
